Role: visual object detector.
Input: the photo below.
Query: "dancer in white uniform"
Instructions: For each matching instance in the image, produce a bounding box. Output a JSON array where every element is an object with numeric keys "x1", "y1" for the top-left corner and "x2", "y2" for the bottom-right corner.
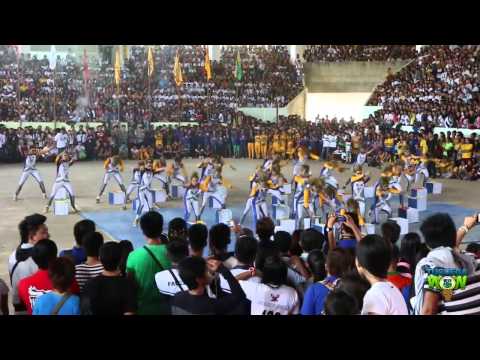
[
  {"x1": 125, "y1": 160, "x2": 145, "y2": 203},
  {"x1": 96, "y1": 155, "x2": 127, "y2": 208},
  {"x1": 183, "y1": 172, "x2": 201, "y2": 223},
  {"x1": 133, "y1": 159, "x2": 155, "y2": 226},
  {"x1": 240, "y1": 176, "x2": 269, "y2": 227},
  {"x1": 14, "y1": 146, "x2": 50, "y2": 201},
  {"x1": 45, "y1": 152, "x2": 78, "y2": 214},
  {"x1": 153, "y1": 158, "x2": 170, "y2": 198},
  {"x1": 198, "y1": 165, "x2": 228, "y2": 219}
]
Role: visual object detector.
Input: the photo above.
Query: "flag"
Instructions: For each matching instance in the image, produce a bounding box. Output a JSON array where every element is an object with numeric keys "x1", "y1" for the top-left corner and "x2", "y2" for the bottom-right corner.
[
  {"x1": 235, "y1": 50, "x2": 243, "y2": 81},
  {"x1": 147, "y1": 47, "x2": 154, "y2": 78},
  {"x1": 114, "y1": 47, "x2": 121, "y2": 89},
  {"x1": 173, "y1": 50, "x2": 183, "y2": 86},
  {"x1": 49, "y1": 45, "x2": 57, "y2": 70},
  {"x1": 204, "y1": 48, "x2": 212, "y2": 81}
]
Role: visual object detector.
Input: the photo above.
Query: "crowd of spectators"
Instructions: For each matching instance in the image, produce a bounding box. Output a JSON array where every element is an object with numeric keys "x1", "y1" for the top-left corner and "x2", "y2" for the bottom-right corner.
[
  {"x1": 367, "y1": 45, "x2": 480, "y2": 129},
  {"x1": 0, "y1": 45, "x2": 303, "y2": 126},
  {"x1": 3, "y1": 209, "x2": 480, "y2": 315},
  {"x1": 303, "y1": 45, "x2": 417, "y2": 63},
  {"x1": 2, "y1": 112, "x2": 480, "y2": 182}
]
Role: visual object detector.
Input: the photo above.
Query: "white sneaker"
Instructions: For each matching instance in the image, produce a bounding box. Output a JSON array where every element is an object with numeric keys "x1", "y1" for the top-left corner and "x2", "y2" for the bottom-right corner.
[
  {"x1": 13, "y1": 194, "x2": 18, "y2": 201},
  {"x1": 96, "y1": 196, "x2": 100, "y2": 204},
  {"x1": 43, "y1": 194, "x2": 47, "y2": 200},
  {"x1": 44, "y1": 205, "x2": 49, "y2": 214}
]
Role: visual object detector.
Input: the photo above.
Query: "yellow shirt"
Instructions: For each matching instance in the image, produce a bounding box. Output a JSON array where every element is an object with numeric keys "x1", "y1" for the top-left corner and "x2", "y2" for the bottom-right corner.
[
  {"x1": 461, "y1": 143, "x2": 473, "y2": 159},
  {"x1": 255, "y1": 135, "x2": 261, "y2": 144},
  {"x1": 420, "y1": 139, "x2": 428, "y2": 155},
  {"x1": 384, "y1": 138, "x2": 394, "y2": 148},
  {"x1": 260, "y1": 135, "x2": 267, "y2": 146}
]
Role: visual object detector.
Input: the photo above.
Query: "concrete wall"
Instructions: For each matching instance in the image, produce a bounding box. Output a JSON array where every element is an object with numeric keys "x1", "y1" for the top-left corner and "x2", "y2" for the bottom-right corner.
[
  {"x1": 287, "y1": 88, "x2": 307, "y2": 119},
  {"x1": 304, "y1": 60, "x2": 411, "y2": 93}
]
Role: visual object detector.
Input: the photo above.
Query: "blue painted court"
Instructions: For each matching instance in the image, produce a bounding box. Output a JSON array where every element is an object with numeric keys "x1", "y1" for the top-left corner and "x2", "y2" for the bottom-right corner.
[{"x1": 81, "y1": 199, "x2": 480, "y2": 250}]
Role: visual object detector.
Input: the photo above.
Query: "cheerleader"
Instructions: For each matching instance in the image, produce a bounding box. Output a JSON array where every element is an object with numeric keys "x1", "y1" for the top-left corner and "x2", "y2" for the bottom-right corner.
[
  {"x1": 153, "y1": 158, "x2": 170, "y2": 198},
  {"x1": 342, "y1": 164, "x2": 370, "y2": 222},
  {"x1": 239, "y1": 175, "x2": 269, "y2": 227},
  {"x1": 14, "y1": 146, "x2": 50, "y2": 201},
  {"x1": 184, "y1": 172, "x2": 201, "y2": 223},
  {"x1": 125, "y1": 160, "x2": 145, "y2": 203},
  {"x1": 295, "y1": 177, "x2": 324, "y2": 229},
  {"x1": 371, "y1": 176, "x2": 400, "y2": 224},
  {"x1": 267, "y1": 164, "x2": 288, "y2": 204},
  {"x1": 96, "y1": 155, "x2": 127, "y2": 208},
  {"x1": 414, "y1": 157, "x2": 430, "y2": 188},
  {"x1": 170, "y1": 156, "x2": 188, "y2": 185},
  {"x1": 392, "y1": 161, "x2": 408, "y2": 209},
  {"x1": 319, "y1": 179, "x2": 343, "y2": 223},
  {"x1": 133, "y1": 159, "x2": 155, "y2": 227},
  {"x1": 45, "y1": 152, "x2": 78, "y2": 214},
  {"x1": 198, "y1": 165, "x2": 229, "y2": 218},
  {"x1": 292, "y1": 164, "x2": 311, "y2": 220}
]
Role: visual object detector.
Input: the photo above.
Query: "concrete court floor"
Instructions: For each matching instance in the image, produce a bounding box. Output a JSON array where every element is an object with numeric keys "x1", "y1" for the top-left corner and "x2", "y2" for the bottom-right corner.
[{"x1": 1, "y1": 158, "x2": 480, "y2": 290}]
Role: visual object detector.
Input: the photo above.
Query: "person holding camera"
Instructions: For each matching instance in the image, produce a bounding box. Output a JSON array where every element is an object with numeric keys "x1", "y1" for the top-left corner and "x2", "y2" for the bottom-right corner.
[{"x1": 326, "y1": 211, "x2": 363, "y2": 252}]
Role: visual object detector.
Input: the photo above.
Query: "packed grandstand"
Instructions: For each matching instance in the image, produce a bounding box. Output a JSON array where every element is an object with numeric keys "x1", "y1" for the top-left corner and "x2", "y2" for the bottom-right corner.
[{"x1": 1, "y1": 45, "x2": 480, "y2": 316}]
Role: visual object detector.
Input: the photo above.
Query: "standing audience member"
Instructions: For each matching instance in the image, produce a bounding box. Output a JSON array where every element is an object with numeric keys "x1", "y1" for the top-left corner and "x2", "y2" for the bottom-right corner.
[
  {"x1": 0, "y1": 278, "x2": 9, "y2": 315},
  {"x1": 118, "y1": 240, "x2": 134, "y2": 277},
  {"x1": 356, "y1": 235, "x2": 408, "y2": 315},
  {"x1": 59, "y1": 219, "x2": 95, "y2": 265},
  {"x1": 18, "y1": 239, "x2": 80, "y2": 314},
  {"x1": 188, "y1": 223, "x2": 208, "y2": 257},
  {"x1": 155, "y1": 239, "x2": 189, "y2": 298},
  {"x1": 33, "y1": 257, "x2": 80, "y2": 315},
  {"x1": 126, "y1": 211, "x2": 171, "y2": 315},
  {"x1": 81, "y1": 242, "x2": 137, "y2": 315},
  {"x1": 240, "y1": 255, "x2": 300, "y2": 315},
  {"x1": 209, "y1": 223, "x2": 236, "y2": 268},
  {"x1": 171, "y1": 257, "x2": 247, "y2": 315},
  {"x1": 74, "y1": 232, "x2": 105, "y2": 292},
  {"x1": 412, "y1": 214, "x2": 477, "y2": 315},
  {"x1": 9, "y1": 214, "x2": 49, "y2": 314}
]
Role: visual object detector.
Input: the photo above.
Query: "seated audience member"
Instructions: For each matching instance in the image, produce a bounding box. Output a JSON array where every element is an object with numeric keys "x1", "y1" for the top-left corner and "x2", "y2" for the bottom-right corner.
[
  {"x1": 209, "y1": 223, "x2": 236, "y2": 268},
  {"x1": 172, "y1": 257, "x2": 247, "y2": 315},
  {"x1": 324, "y1": 289, "x2": 359, "y2": 315},
  {"x1": 18, "y1": 239, "x2": 80, "y2": 314},
  {"x1": 9, "y1": 214, "x2": 49, "y2": 314},
  {"x1": 336, "y1": 272, "x2": 371, "y2": 311},
  {"x1": 75, "y1": 232, "x2": 105, "y2": 292},
  {"x1": 155, "y1": 239, "x2": 190, "y2": 297},
  {"x1": 240, "y1": 255, "x2": 300, "y2": 315},
  {"x1": 33, "y1": 257, "x2": 80, "y2": 315},
  {"x1": 188, "y1": 223, "x2": 208, "y2": 257},
  {"x1": 126, "y1": 211, "x2": 171, "y2": 315},
  {"x1": 0, "y1": 278, "x2": 9, "y2": 315},
  {"x1": 356, "y1": 235, "x2": 408, "y2": 315},
  {"x1": 59, "y1": 219, "x2": 95, "y2": 265},
  {"x1": 81, "y1": 242, "x2": 137, "y2": 315},
  {"x1": 168, "y1": 218, "x2": 188, "y2": 242},
  {"x1": 301, "y1": 248, "x2": 350, "y2": 315},
  {"x1": 412, "y1": 214, "x2": 477, "y2": 315},
  {"x1": 118, "y1": 240, "x2": 134, "y2": 277}
]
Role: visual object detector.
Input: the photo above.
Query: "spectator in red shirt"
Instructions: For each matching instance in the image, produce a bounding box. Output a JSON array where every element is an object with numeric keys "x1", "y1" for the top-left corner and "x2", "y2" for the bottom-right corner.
[
  {"x1": 387, "y1": 245, "x2": 412, "y2": 305},
  {"x1": 18, "y1": 239, "x2": 80, "y2": 314}
]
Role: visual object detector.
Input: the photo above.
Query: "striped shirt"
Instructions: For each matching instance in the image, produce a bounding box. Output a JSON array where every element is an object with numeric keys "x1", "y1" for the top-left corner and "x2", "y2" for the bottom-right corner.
[
  {"x1": 438, "y1": 273, "x2": 480, "y2": 315},
  {"x1": 75, "y1": 263, "x2": 104, "y2": 292}
]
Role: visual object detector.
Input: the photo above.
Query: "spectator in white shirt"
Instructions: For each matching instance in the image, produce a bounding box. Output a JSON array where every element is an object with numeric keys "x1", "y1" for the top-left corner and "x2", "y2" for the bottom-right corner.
[{"x1": 356, "y1": 235, "x2": 408, "y2": 315}]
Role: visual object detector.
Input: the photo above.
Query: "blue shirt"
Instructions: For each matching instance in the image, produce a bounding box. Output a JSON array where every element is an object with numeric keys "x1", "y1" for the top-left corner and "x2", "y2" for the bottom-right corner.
[
  {"x1": 301, "y1": 276, "x2": 338, "y2": 315},
  {"x1": 59, "y1": 247, "x2": 86, "y2": 265},
  {"x1": 32, "y1": 292, "x2": 81, "y2": 315}
]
